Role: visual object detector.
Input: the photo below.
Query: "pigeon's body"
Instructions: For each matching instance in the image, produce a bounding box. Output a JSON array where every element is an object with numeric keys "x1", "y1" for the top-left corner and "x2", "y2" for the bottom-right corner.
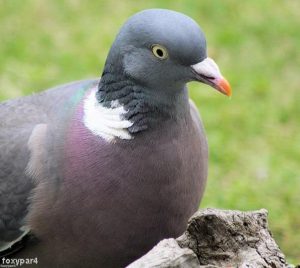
[
  {"x1": 1, "y1": 79, "x2": 207, "y2": 267},
  {"x1": 0, "y1": 9, "x2": 231, "y2": 268}
]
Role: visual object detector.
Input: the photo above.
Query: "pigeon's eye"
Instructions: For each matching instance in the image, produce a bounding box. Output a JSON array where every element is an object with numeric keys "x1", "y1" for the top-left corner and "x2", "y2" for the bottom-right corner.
[{"x1": 151, "y1": 44, "x2": 168, "y2": 60}]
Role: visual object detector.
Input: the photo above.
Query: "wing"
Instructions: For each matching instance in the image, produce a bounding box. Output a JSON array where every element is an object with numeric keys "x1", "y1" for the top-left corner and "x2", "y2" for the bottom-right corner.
[
  {"x1": 189, "y1": 99, "x2": 208, "y2": 162},
  {"x1": 189, "y1": 100, "x2": 207, "y2": 141},
  {"x1": 0, "y1": 79, "x2": 98, "y2": 256},
  {"x1": 0, "y1": 98, "x2": 47, "y2": 254}
]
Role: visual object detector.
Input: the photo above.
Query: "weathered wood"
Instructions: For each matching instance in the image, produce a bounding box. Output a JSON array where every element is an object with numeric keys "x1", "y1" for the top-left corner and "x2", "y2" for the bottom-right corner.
[
  {"x1": 127, "y1": 239, "x2": 200, "y2": 268},
  {"x1": 127, "y1": 208, "x2": 297, "y2": 268},
  {"x1": 177, "y1": 208, "x2": 288, "y2": 268}
]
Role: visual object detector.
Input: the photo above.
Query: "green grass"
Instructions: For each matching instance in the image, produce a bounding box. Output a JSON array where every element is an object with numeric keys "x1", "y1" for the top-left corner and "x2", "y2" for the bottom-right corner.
[{"x1": 1, "y1": 0, "x2": 299, "y2": 263}]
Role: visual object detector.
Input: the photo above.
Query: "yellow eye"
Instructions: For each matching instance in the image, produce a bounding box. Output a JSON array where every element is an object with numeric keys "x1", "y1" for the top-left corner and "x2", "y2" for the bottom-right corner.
[{"x1": 151, "y1": 44, "x2": 168, "y2": 60}]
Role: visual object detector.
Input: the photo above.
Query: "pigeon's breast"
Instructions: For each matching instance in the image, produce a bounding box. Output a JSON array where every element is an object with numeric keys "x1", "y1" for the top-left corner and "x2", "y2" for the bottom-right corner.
[{"x1": 60, "y1": 100, "x2": 207, "y2": 266}]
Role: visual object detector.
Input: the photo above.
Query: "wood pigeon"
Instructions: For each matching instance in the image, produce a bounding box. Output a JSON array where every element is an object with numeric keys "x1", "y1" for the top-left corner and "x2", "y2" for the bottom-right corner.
[{"x1": 0, "y1": 9, "x2": 231, "y2": 268}]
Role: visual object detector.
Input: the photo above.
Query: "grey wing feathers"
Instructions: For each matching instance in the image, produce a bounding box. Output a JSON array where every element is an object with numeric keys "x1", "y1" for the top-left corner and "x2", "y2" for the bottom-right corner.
[
  {"x1": 0, "y1": 79, "x2": 97, "y2": 254},
  {"x1": 189, "y1": 99, "x2": 208, "y2": 159},
  {"x1": 189, "y1": 99, "x2": 206, "y2": 135},
  {"x1": 0, "y1": 97, "x2": 47, "y2": 253}
]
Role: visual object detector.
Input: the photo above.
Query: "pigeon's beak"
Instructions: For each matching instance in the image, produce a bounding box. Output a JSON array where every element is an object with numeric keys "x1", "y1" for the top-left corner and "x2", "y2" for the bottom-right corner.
[{"x1": 191, "y1": 57, "x2": 232, "y2": 97}]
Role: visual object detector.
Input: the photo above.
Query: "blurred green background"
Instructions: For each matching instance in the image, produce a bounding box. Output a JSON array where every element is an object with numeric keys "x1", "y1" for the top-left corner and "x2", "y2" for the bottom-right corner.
[{"x1": 0, "y1": 0, "x2": 299, "y2": 263}]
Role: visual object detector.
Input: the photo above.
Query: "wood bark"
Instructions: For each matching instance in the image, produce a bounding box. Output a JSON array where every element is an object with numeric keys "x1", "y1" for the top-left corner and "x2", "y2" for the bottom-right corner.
[{"x1": 127, "y1": 208, "x2": 298, "y2": 268}]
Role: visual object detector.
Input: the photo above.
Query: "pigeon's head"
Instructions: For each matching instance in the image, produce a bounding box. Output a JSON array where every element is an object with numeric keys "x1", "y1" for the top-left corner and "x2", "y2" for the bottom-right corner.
[{"x1": 105, "y1": 9, "x2": 231, "y2": 97}]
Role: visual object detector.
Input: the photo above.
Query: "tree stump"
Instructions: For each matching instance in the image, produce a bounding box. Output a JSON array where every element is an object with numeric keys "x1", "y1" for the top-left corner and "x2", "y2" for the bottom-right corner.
[{"x1": 127, "y1": 208, "x2": 297, "y2": 268}]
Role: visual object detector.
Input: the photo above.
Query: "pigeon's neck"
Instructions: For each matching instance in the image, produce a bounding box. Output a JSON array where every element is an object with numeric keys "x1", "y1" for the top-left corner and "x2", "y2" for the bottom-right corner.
[{"x1": 96, "y1": 66, "x2": 189, "y2": 136}]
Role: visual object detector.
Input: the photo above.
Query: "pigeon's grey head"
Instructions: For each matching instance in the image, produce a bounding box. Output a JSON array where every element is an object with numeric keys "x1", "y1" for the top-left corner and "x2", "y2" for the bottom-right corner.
[{"x1": 102, "y1": 9, "x2": 231, "y2": 97}]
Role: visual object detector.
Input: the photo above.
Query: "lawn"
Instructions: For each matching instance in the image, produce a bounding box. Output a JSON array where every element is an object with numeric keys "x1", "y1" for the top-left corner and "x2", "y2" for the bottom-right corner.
[{"x1": 0, "y1": 0, "x2": 299, "y2": 263}]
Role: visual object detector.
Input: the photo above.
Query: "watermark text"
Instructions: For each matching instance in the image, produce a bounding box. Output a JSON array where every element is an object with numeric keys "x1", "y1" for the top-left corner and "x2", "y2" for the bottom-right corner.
[{"x1": 1, "y1": 257, "x2": 38, "y2": 267}]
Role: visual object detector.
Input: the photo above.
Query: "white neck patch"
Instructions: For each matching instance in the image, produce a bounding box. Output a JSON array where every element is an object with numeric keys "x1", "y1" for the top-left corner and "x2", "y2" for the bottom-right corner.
[{"x1": 83, "y1": 88, "x2": 133, "y2": 142}]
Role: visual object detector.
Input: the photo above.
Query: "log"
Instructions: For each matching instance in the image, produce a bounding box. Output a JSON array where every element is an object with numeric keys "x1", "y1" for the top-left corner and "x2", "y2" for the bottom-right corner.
[
  {"x1": 127, "y1": 208, "x2": 298, "y2": 268},
  {"x1": 127, "y1": 239, "x2": 200, "y2": 268}
]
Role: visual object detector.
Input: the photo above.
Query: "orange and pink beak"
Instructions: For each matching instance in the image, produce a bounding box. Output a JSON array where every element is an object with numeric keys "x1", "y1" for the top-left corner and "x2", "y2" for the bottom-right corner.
[{"x1": 191, "y1": 57, "x2": 232, "y2": 97}]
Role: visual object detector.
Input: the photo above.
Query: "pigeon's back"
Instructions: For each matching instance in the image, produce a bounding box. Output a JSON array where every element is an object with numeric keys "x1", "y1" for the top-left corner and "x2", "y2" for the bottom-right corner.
[{"x1": 0, "y1": 94, "x2": 48, "y2": 172}]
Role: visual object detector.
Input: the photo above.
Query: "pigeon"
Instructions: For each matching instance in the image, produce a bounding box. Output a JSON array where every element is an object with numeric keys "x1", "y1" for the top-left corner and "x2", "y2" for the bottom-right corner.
[{"x1": 0, "y1": 9, "x2": 231, "y2": 268}]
